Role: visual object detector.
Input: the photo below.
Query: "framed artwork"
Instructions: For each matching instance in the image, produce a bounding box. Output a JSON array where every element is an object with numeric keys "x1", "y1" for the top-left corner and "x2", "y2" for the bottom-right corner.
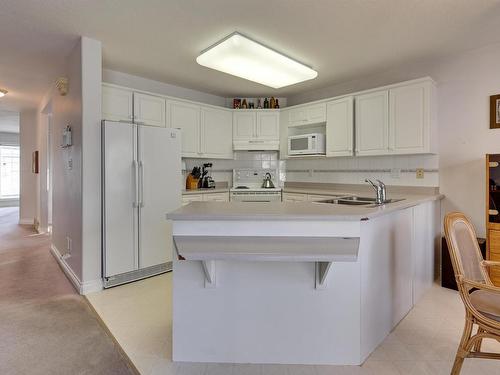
[
  {"x1": 490, "y1": 94, "x2": 500, "y2": 129},
  {"x1": 32, "y1": 151, "x2": 39, "y2": 174}
]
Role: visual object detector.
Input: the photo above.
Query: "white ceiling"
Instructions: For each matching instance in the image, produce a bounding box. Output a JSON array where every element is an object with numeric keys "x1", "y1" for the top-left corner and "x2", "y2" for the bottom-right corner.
[
  {"x1": 1, "y1": 0, "x2": 500, "y2": 111},
  {"x1": 0, "y1": 111, "x2": 19, "y2": 133}
]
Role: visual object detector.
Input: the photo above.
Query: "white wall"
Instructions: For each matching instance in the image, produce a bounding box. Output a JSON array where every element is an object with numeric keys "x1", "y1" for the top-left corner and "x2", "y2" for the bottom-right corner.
[
  {"x1": 39, "y1": 36, "x2": 102, "y2": 293},
  {"x1": 80, "y1": 37, "x2": 102, "y2": 285},
  {"x1": 103, "y1": 69, "x2": 226, "y2": 107},
  {"x1": 287, "y1": 42, "x2": 500, "y2": 236},
  {"x1": 19, "y1": 110, "x2": 38, "y2": 224}
]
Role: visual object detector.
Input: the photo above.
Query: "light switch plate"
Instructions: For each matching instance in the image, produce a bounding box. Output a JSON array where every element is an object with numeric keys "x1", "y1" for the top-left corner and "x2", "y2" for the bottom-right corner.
[{"x1": 416, "y1": 168, "x2": 424, "y2": 179}]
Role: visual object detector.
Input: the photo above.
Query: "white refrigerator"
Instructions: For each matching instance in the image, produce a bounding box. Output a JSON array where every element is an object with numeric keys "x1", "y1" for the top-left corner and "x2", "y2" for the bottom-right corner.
[{"x1": 102, "y1": 120, "x2": 181, "y2": 288}]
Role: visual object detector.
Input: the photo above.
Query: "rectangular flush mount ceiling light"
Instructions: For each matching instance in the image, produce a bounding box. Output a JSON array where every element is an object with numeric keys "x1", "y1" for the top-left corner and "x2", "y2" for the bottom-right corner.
[{"x1": 196, "y1": 32, "x2": 318, "y2": 89}]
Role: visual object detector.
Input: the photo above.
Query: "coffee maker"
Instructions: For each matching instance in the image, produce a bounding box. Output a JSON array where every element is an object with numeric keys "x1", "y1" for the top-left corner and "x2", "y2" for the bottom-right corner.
[{"x1": 199, "y1": 163, "x2": 216, "y2": 189}]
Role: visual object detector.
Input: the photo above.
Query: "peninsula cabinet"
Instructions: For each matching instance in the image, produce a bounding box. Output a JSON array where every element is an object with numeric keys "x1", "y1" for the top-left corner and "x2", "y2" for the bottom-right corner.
[
  {"x1": 170, "y1": 101, "x2": 233, "y2": 159},
  {"x1": 326, "y1": 96, "x2": 354, "y2": 157},
  {"x1": 233, "y1": 110, "x2": 279, "y2": 150},
  {"x1": 102, "y1": 84, "x2": 166, "y2": 127}
]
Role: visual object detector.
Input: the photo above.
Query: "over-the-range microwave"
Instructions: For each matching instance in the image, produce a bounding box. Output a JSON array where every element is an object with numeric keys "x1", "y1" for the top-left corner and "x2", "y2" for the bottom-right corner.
[{"x1": 288, "y1": 133, "x2": 326, "y2": 155}]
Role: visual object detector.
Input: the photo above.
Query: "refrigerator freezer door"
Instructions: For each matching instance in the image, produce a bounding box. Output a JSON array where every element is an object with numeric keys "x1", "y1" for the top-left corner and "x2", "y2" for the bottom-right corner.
[
  {"x1": 138, "y1": 126, "x2": 181, "y2": 268},
  {"x1": 103, "y1": 121, "x2": 138, "y2": 277}
]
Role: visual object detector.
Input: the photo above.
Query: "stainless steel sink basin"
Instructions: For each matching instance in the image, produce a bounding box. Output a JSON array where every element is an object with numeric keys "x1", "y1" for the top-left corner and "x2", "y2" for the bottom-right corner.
[{"x1": 316, "y1": 196, "x2": 405, "y2": 206}]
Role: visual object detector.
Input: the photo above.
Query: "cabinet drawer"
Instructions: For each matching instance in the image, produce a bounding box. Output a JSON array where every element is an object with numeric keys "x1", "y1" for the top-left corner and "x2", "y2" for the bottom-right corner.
[
  {"x1": 203, "y1": 192, "x2": 229, "y2": 202},
  {"x1": 182, "y1": 194, "x2": 203, "y2": 206}
]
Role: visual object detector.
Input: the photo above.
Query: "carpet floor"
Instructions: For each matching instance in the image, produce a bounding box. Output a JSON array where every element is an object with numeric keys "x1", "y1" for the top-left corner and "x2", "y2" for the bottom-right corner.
[{"x1": 0, "y1": 207, "x2": 135, "y2": 375}]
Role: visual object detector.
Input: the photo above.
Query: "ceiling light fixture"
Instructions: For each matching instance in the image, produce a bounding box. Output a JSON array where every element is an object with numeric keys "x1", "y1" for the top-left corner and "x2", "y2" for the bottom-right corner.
[
  {"x1": 196, "y1": 32, "x2": 318, "y2": 89},
  {"x1": 0, "y1": 89, "x2": 7, "y2": 98}
]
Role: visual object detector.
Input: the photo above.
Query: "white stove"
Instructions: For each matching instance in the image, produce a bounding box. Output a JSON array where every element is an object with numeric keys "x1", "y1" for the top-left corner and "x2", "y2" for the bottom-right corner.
[{"x1": 230, "y1": 169, "x2": 282, "y2": 202}]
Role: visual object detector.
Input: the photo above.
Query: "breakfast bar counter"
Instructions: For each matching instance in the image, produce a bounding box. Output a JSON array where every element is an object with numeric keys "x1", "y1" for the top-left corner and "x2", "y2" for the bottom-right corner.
[{"x1": 167, "y1": 195, "x2": 442, "y2": 365}]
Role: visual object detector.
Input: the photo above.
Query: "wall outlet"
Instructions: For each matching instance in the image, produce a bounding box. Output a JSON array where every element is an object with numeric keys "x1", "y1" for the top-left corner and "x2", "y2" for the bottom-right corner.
[
  {"x1": 416, "y1": 168, "x2": 424, "y2": 179},
  {"x1": 308, "y1": 169, "x2": 314, "y2": 177},
  {"x1": 68, "y1": 158, "x2": 73, "y2": 170}
]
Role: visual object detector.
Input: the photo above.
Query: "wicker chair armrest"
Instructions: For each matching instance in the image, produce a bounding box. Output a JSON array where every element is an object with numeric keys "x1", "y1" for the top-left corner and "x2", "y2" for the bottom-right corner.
[
  {"x1": 482, "y1": 260, "x2": 500, "y2": 268},
  {"x1": 462, "y1": 277, "x2": 500, "y2": 293}
]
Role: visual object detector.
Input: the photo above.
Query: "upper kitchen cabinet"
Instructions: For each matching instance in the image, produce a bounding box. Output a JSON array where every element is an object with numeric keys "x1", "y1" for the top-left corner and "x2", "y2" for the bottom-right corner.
[
  {"x1": 170, "y1": 100, "x2": 233, "y2": 159},
  {"x1": 288, "y1": 103, "x2": 326, "y2": 127},
  {"x1": 233, "y1": 110, "x2": 279, "y2": 150},
  {"x1": 170, "y1": 100, "x2": 201, "y2": 157},
  {"x1": 133, "y1": 92, "x2": 166, "y2": 127},
  {"x1": 102, "y1": 85, "x2": 133, "y2": 122},
  {"x1": 200, "y1": 106, "x2": 233, "y2": 159},
  {"x1": 102, "y1": 84, "x2": 166, "y2": 127},
  {"x1": 389, "y1": 80, "x2": 436, "y2": 154},
  {"x1": 326, "y1": 96, "x2": 354, "y2": 157},
  {"x1": 355, "y1": 90, "x2": 389, "y2": 156}
]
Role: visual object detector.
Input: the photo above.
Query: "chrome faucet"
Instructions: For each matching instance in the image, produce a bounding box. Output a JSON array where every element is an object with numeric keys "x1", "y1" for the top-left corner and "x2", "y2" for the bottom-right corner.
[{"x1": 365, "y1": 179, "x2": 387, "y2": 205}]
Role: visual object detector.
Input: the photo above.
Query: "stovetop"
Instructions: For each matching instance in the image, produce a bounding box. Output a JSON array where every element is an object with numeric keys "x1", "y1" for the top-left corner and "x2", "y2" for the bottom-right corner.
[{"x1": 232, "y1": 168, "x2": 280, "y2": 192}]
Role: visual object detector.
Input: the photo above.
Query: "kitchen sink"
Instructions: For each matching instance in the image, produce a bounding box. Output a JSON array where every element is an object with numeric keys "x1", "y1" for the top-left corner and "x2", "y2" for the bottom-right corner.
[{"x1": 316, "y1": 196, "x2": 405, "y2": 206}]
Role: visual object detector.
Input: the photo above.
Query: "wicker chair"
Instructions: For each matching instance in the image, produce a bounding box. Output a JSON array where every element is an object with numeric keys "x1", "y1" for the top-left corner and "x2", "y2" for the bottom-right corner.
[{"x1": 444, "y1": 212, "x2": 500, "y2": 374}]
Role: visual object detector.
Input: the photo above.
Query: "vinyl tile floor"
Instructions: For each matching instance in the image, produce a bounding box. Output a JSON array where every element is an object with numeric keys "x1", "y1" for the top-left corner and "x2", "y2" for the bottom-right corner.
[{"x1": 86, "y1": 273, "x2": 500, "y2": 375}]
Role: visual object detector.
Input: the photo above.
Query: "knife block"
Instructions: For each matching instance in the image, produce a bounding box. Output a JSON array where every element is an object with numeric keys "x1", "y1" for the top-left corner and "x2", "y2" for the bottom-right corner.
[{"x1": 186, "y1": 175, "x2": 199, "y2": 190}]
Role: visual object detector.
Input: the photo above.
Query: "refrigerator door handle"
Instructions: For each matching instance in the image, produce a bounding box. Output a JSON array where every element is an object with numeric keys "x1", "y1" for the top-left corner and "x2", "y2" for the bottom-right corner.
[
  {"x1": 132, "y1": 160, "x2": 139, "y2": 207},
  {"x1": 139, "y1": 161, "x2": 145, "y2": 207}
]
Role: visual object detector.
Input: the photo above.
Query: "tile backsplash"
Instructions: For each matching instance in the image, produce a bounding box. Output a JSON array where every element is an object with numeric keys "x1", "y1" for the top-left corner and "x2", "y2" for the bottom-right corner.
[
  {"x1": 183, "y1": 152, "x2": 439, "y2": 188},
  {"x1": 183, "y1": 151, "x2": 282, "y2": 187},
  {"x1": 284, "y1": 154, "x2": 439, "y2": 187}
]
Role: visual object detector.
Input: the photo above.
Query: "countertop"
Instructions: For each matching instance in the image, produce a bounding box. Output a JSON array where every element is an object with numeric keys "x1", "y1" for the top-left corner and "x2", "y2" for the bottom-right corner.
[
  {"x1": 168, "y1": 193, "x2": 444, "y2": 221},
  {"x1": 182, "y1": 188, "x2": 229, "y2": 195}
]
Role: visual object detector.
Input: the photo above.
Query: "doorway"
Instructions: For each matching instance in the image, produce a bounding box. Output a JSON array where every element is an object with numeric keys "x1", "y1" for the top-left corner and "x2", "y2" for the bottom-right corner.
[{"x1": 0, "y1": 111, "x2": 20, "y2": 208}]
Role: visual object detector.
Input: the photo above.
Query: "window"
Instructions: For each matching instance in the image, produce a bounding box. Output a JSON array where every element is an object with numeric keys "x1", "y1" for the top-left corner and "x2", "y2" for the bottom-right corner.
[{"x1": 0, "y1": 145, "x2": 20, "y2": 199}]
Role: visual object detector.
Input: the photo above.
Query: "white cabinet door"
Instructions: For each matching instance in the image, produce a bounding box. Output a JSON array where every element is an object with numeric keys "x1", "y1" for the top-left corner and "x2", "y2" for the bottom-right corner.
[
  {"x1": 203, "y1": 192, "x2": 229, "y2": 202},
  {"x1": 170, "y1": 101, "x2": 200, "y2": 157},
  {"x1": 201, "y1": 107, "x2": 233, "y2": 159},
  {"x1": 389, "y1": 82, "x2": 430, "y2": 154},
  {"x1": 102, "y1": 85, "x2": 134, "y2": 122},
  {"x1": 306, "y1": 104, "x2": 326, "y2": 124},
  {"x1": 288, "y1": 104, "x2": 326, "y2": 126},
  {"x1": 279, "y1": 109, "x2": 290, "y2": 159},
  {"x1": 256, "y1": 112, "x2": 279, "y2": 140},
  {"x1": 326, "y1": 96, "x2": 354, "y2": 157},
  {"x1": 288, "y1": 107, "x2": 308, "y2": 126},
  {"x1": 355, "y1": 90, "x2": 389, "y2": 156},
  {"x1": 134, "y1": 93, "x2": 166, "y2": 127},
  {"x1": 233, "y1": 112, "x2": 256, "y2": 141}
]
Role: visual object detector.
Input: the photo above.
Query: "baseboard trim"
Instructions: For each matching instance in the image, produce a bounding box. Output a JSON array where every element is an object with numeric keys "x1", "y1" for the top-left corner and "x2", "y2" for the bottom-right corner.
[
  {"x1": 83, "y1": 296, "x2": 141, "y2": 375},
  {"x1": 19, "y1": 218, "x2": 33, "y2": 225},
  {"x1": 50, "y1": 244, "x2": 103, "y2": 295}
]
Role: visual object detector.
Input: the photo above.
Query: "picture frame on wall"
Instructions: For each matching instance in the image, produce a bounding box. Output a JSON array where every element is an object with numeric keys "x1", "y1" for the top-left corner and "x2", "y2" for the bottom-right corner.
[{"x1": 490, "y1": 94, "x2": 500, "y2": 129}]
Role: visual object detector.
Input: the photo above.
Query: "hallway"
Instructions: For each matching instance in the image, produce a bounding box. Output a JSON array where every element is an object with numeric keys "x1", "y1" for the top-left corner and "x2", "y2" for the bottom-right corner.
[{"x1": 0, "y1": 207, "x2": 135, "y2": 375}]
